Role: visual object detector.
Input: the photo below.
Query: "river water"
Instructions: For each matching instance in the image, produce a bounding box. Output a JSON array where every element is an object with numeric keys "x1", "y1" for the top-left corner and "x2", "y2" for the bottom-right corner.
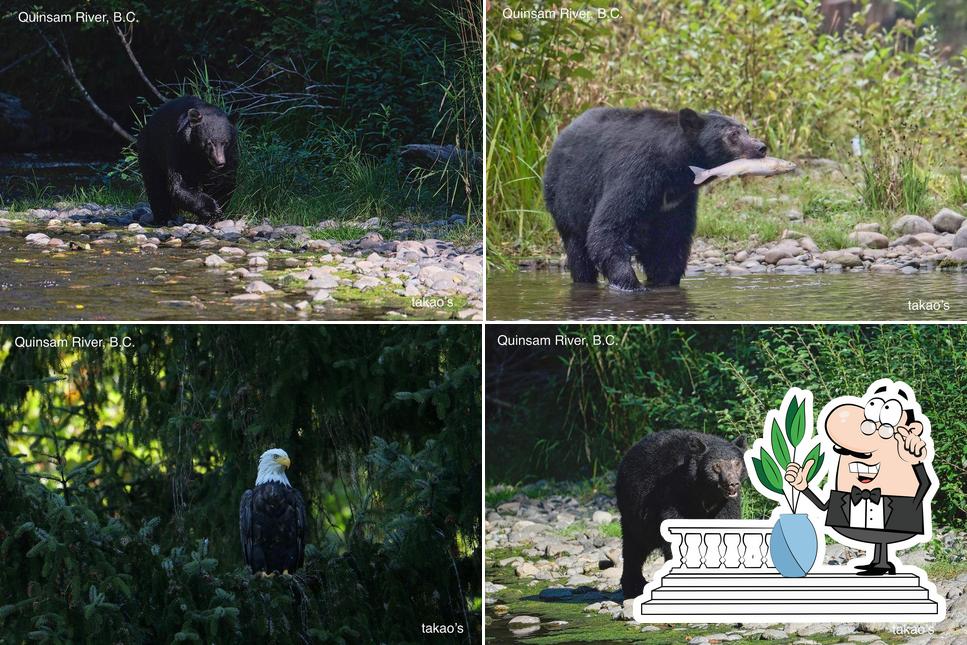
[
  {"x1": 487, "y1": 270, "x2": 967, "y2": 321},
  {"x1": 0, "y1": 232, "x2": 411, "y2": 321},
  {"x1": 0, "y1": 151, "x2": 115, "y2": 199}
]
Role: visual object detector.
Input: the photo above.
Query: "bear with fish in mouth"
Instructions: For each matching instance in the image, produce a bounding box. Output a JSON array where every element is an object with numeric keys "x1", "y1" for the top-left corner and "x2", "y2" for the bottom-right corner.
[
  {"x1": 543, "y1": 107, "x2": 768, "y2": 291},
  {"x1": 615, "y1": 430, "x2": 748, "y2": 599},
  {"x1": 137, "y1": 96, "x2": 238, "y2": 225}
]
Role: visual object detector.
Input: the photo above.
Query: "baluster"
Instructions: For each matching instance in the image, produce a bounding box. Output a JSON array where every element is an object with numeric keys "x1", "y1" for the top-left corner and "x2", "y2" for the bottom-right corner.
[
  {"x1": 722, "y1": 532, "x2": 742, "y2": 568},
  {"x1": 674, "y1": 531, "x2": 686, "y2": 566},
  {"x1": 683, "y1": 532, "x2": 703, "y2": 569},
  {"x1": 703, "y1": 532, "x2": 723, "y2": 568},
  {"x1": 763, "y1": 533, "x2": 772, "y2": 567},
  {"x1": 743, "y1": 532, "x2": 763, "y2": 568}
]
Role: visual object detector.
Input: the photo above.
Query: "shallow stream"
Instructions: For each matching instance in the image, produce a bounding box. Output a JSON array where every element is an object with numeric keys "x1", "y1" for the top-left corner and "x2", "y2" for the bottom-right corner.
[{"x1": 487, "y1": 270, "x2": 967, "y2": 321}]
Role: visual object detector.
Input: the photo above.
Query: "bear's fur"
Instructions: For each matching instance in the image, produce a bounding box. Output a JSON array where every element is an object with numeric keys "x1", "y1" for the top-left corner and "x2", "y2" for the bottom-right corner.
[
  {"x1": 615, "y1": 429, "x2": 747, "y2": 599},
  {"x1": 137, "y1": 96, "x2": 238, "y2": 225},
  {"x1": 543, "y1": 107, "x2": 766, "y2": 290}
]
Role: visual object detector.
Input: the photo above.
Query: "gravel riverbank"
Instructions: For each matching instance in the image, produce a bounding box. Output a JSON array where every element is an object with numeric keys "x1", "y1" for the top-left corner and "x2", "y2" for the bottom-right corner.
[
  {"x1": 0, "y1": 203, "x2": 482, "y2": 320},
  {"x1": 486, "y1": 488, "x2": 967, "y2": 643}
]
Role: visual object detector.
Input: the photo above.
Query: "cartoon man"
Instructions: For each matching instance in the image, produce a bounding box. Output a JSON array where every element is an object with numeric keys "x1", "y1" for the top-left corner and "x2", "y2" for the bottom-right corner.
[{"x1": 784, "y1": 380, "x2": 935, "y2": 576}]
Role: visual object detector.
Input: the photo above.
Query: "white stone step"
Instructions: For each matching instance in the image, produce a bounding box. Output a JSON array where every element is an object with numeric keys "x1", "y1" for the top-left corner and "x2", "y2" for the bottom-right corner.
[
  {"x1": 638, "y1": 598, "x2": 940, "y2": 617},
  {"x1": 651, "y1": 586, "x2": 930, "y2": 600},
  {"x1": 661, "y1": 571, "x2": 923, "y2": 588}
]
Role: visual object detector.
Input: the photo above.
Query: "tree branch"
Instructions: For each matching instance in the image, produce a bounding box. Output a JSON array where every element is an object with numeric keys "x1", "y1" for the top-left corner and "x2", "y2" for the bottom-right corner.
[
  {"x1": 114, "y1": 24, "x2": 165, "y2": 102},
  {"x1": 38, "y1": 29, "x2": 136, "y2": 143},
  {"x1": 0, "y1": 46, "x2": 44, "y2": 76}
]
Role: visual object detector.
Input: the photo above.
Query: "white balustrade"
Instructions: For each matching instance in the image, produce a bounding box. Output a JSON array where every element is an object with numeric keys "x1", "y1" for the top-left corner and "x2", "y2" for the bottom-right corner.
[{"x1": 663, "y1": 521, "x2": 775, "y2": 571}]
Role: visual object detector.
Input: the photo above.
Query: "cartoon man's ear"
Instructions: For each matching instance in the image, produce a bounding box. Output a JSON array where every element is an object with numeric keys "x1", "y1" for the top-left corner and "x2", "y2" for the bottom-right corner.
[
  {"x1": 905, "y1": 420, "x2": 924, "y2": 436},
  {"x1": 733, "y1": 435, "x2": 747, "y2": 450},
  {"x1": 688, "y1": 435, "x2": 708, "y2": 456}
]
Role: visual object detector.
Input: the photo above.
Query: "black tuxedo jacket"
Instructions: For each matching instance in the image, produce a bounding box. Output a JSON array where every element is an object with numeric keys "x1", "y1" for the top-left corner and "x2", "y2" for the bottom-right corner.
[{"x1": 801, "y1": 463, "x2": 930, "y2": 535}]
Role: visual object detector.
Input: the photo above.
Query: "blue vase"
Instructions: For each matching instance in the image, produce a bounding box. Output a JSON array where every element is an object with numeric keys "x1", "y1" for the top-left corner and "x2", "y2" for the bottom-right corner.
[{"x1": 770, "y1": 513, "x2": 817, "y2": 577}]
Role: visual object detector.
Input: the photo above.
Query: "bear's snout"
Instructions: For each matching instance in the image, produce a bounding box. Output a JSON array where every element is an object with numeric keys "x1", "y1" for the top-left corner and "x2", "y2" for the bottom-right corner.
[
  {"x1": 721, "y1": 480, "x2": 741, "y2": 497},
  {"x1": 752, "y1": 141, "x2": 768, "y2": 158}
]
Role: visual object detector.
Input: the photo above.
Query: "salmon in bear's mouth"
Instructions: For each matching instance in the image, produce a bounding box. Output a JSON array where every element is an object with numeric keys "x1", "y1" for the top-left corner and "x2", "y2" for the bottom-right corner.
[{"x1": 849, "y1": 461, "x2": 880, "y2": 484}]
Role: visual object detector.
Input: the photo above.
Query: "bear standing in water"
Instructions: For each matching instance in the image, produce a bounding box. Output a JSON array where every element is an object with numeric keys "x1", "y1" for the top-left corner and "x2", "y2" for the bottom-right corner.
[
  {"x1": 137, "y1": 96, "x2": 238, "y2": 225},
  {"x1": 543, "y1": 107, "x2": 767, "y2": 290},
  {"x1": 615, "y1": 430, "x2": 747, "y2": 599}
]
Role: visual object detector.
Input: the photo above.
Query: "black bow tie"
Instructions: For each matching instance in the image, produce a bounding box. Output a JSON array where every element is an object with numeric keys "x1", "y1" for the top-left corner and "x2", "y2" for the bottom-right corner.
[{"x1": 851, "y1": 486, "x2": 881, "y2": 505}]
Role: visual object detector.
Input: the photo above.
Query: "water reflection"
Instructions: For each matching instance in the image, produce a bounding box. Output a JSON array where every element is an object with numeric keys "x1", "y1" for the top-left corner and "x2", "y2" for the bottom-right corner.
[{"x1": 487, "y1": 269, "x2": 967, "y2": 321}]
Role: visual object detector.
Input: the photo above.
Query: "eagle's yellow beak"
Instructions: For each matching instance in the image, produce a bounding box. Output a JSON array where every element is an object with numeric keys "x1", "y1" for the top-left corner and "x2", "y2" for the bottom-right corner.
[{"x1": 276, "y1": 455, "x2": 291, "y2": 469}]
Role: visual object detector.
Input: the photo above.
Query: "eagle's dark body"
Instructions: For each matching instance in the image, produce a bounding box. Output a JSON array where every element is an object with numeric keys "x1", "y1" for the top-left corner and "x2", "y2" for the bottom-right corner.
[{"x1": 239, "y1": 481, "x2": 306, "y2": 574}]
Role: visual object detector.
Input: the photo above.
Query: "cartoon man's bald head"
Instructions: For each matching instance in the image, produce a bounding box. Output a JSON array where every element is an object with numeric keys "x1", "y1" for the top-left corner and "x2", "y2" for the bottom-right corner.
[{"x1": 824, "y1": 382, "x2": 927, "y2": 496}]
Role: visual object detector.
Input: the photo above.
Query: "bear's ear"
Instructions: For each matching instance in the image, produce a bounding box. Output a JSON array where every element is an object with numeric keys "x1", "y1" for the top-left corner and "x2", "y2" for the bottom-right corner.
[
  {"x1": 733, "y1": 435, "x2": 747, "y2": 450},
  {"x1": 679, "y1": 108, "x2": 705, "y2": 134},
  {"x1": 187, "y1": 108, "x2": 203, "y2": 126},
  {"x1": 688, "y1": 435, "x2": 708, "y2": 456}
]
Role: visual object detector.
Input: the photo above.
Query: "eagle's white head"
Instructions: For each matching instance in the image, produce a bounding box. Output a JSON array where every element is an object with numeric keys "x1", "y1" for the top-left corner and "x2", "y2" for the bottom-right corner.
[{"x1": 255, "y1": 448, "x2": 292, "y2": 487}]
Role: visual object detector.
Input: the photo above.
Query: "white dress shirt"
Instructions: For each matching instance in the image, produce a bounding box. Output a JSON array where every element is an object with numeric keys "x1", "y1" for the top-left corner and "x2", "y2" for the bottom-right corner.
[{"x1": 849, "y1": 496, "x2": 885, "y2": 529}]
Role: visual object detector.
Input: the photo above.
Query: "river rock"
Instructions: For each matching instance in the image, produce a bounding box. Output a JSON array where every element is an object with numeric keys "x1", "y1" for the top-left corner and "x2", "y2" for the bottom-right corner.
[
  {"x1": 245, "y1": 280, "x2": 275, "y2": 294},
  {"x1": 892, "y1": 215, "x2": 933, "y2": 235},
  {"x1": 784, "y1": 208, "x2": 803, "y2": 221},
  {"x1": 799, "y1": 236, "x2": 820, "y2": 254},
  {"x1": 219, "y1": 246, "x2": 246, "y2": 257},
  {"x1": 592, "y1": 510, "x2": 613, "y2": 525},
  {"x1": 954, "y1": 226, "x2": 967, "y2": 250},
  {"x1": 248, "y1": 256, "x2": 268, "y2": 268},
  {"x1": 890, "y1": 234, "x2": 927, "y2": 248},
  {"x1": 353, "y1": 276, "x2": 382, "y2": 290},
  {"x1": 204, "y1": 254, "x2": 227, "y2": 268},
  {"x1": 944, "y1": 248, "x2": 967, "y2": 264},
  {"x1": 306, "y1": 275, "x2": 340, "y2": 289},
  {"x1": 823, "y1": 251, "x2": 863, "y2": 267},
  {"x1": 515, "y1": 562, "x2": 539, "y2": 578},
  {"x1": 736, "y1": 195, "x2": 764, "y2": 208},
  {"x1": 932, "y1": 208, "x2": 965, "y2": 233},
  {"x1": 764, "y1": 246, "x2": 794, "y2": 265},
  {"x1": 508, "y1": 615, "x2": 540, "y2": 627},
  {"x1": 870, "y1": 263, "x2": 898, "y2": 273},
  {"x1": 853, "y1": 222, "x2": 881, "y2": 233},
  {"x1": 761, "y1": 629, "x2": 788, "y2": 640},
  {"x1": 847, "y1": 231, "x2": 888, "y2": 249},
  {"x1": 25, "y1": 232, "x2": 50, "y2": 246}
]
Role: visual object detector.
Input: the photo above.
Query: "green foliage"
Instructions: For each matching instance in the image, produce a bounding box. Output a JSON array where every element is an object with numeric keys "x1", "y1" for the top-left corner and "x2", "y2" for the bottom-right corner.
[
  {"x1": 771, "y1": 420, "x2": 791, "y2": 469},
  {"x1": 487, "y1": 0, "x2": 967, "y2": 261},
  {"x1": 1, "y1": 0, "x2": 482, "y2": 224},
  {"x1": 803, "y1": 442, "x2": 825, "y2": 482},
  {"x1": 785, "y1": 397, "x2": 806, "y2": 448},
  {"x1": 487, "y1": 325, "x2": 967, "y2": 529},
  {"x1": 0, "y1": 325, "x2": 481, "y2": 643}
]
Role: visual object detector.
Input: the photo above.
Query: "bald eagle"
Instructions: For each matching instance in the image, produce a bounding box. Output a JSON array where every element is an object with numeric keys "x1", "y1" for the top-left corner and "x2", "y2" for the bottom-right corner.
[{"x1": 239, "y1": 448, "x2": 306, "y2": 574}]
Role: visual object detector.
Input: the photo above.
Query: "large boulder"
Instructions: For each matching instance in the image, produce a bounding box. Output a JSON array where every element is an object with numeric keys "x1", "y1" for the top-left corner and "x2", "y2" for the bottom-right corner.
[
  {"x1": 932, "y1": 208, "x2": 965, "y2": 234},
  {"x1": 955, "y1": 226, "x2": 967, "y2": 251},
  {"x1": 847, "y1": 231, "x2": 889, "y2": 249},
  {"x1": 892, "y1": 215, "x2": 934, "y2": 235}
]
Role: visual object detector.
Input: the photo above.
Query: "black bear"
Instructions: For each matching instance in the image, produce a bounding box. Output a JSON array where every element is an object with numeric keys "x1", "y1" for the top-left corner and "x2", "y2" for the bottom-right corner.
[
  {"x1": 615, "y1": 430, "x2": 747, "y2": 599},
  {"x1": 543, "y1": 107, "x2": 767, "y2": 290},
  {"x1": 137, "y1": 96, "x2": 238, "y2": 225}
]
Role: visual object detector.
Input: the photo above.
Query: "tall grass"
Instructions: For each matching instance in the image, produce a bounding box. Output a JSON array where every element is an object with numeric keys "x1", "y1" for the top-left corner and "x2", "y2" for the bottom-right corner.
[{"x1": 486, "y1": 325, "x2": 967, "y2": 529}]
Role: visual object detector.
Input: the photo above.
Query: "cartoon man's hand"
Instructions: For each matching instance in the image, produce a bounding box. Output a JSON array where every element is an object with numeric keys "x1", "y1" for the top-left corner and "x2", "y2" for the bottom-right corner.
[
  {"x1": 784, "y1": 459, "x2": 814, "y2": 492},
  {"x1": 894, "y1": 425, "x2": 927, "y2": 464}
]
